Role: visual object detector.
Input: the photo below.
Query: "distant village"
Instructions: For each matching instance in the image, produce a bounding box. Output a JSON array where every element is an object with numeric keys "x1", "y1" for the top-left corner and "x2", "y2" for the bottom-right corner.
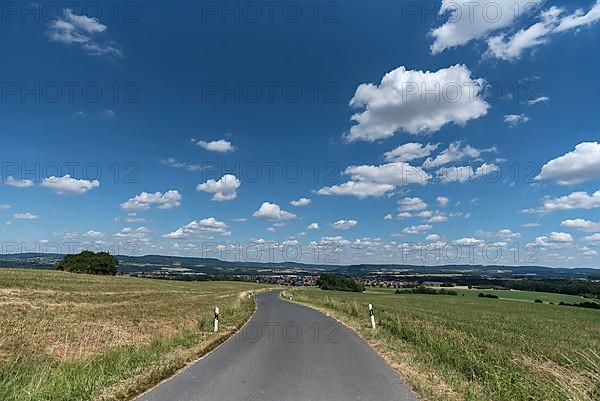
[{"x1": 126, "y1": 268, "x2": 424, "y2": 289}]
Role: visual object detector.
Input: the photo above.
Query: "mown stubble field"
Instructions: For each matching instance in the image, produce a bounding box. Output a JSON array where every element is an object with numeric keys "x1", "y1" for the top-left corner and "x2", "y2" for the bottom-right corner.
[{"x1": 0, "y1": 269, "x2": 270, "y2": 401}]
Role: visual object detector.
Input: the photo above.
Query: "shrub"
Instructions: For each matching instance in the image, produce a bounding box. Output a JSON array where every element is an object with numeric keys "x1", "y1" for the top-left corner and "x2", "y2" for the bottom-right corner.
[
  {"x1": 316, "y1": 274, "x2": 365, "y2": 292},
  {"x1": 559, "y1": 301, "x2": 600, "y2": 310},
  {"x1": 396, "y1": 287, "x2": 458, "y2": 296},
  {"x1": 578, "y1": 302, "x2": 600, "y2": 309},
  {"x1": 534, "y1": 299, "x2": 543, "y2": 303},
  {"x1": 478, "y1": 293, "x2": 499, "y2": 299},
  {"x1": 57, "y1": 251, "x2": 118, "y2": 275}
]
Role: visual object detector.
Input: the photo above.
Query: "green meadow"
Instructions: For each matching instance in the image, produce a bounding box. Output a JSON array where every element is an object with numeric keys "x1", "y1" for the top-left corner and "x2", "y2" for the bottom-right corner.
[
  {"x1": 367, "y1": 286, "x2": 594, "y2": 303},
  {"x1": 289, "y1": 288, "x2": 600, "y2": 401}
]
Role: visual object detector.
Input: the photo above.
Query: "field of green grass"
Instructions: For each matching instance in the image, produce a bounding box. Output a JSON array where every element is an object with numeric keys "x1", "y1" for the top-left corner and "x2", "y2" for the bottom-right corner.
[
  {"x1": 367, "y1": 286, "x2": 594, "y2": 304},
  {"x1": 289, "y1": 288, "x2": 600, "y2": 401},
  {"x1": 451, "y1": 288, "x2": 593, "y2": 303},
  {"x1": 0, "y1": 269, "x2": 271, "y2": 401}
]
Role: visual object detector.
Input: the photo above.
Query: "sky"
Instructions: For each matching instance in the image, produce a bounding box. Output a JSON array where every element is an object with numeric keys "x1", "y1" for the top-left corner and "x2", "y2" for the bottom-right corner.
[{"x1": 1, "y1": 0, "x2": 600, "y2": 267}]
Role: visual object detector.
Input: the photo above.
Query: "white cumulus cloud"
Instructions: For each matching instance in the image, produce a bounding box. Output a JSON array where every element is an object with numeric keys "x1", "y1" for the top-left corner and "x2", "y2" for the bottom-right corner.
[
  {"x1": 163, "y1": 218, "x2": 230, "y2": 239},
  {"x1": 46, "y1": 8, "x2": 122, "y2": 58},
  {"x1": 290, "y1": 198, "x2": 311, "y2": 207},
  {"x1": 331, "y1": 220, "x2": 358, "y2": 230},
  {"x1": 398, "y1": 197, "x2": 428, "y2": 212},
  {"x1": 504, "y1": 114, "x2": 530, "y2": 127},
  {"x1": 426, "y1": 234, "x2": 441, "y2": 241},
  {"x1": 14, "y1": 212, "x2": 38, "y2": 220},
  {"x1": 525, "y1": 189, "x2": 600, "y2": 214},
  {"x1": 253, "y1": 202, "x2": 296, "y2": 221},
  {"x1": 345, "y1": 162, "x2": 431, "y2": 186},
  {"x1": 437, "y1": 196, "x2": 450, "y2": 207},
  {"x1": 124, "y1": 212, "x2": 145, "y2": 223},
  {"x1": 40, "y1": 175, "x2": 100, "y2": 194},
  {"x1": 160, "y1": 158, "x2": 202, "y2": 172},
  {"x1": 197, "y1": 174, "x2": 240, "y2": 201},
  {"x1": 527, "y1": 96, "x2": 550, "y2": 105},
  {"x1": 497, "y1": 229, "x2": 521, "y2": 239},
  {"x1": 453, "y1": 237, "x2": 485, "y2": 246},
  {"x1": 114, "y1": 226, "x2": 151, "y2": 243},
  {"x1": 320, "y1": 236, "x2": 351, "y2": 247},
  {"x1": 437, "y1": 163, "x2": 500, "y2": 183},
  {"x1": 345, "y1": 65, "x2": 489, "y2": 142},
  {"x1": 560, "y1": 218, "x2": 600, "y2": 232},
  {"x1": 535, "y1": 231, "x2": 574, "y2": 247},
  {"x1": 430, "y1": 0, "x2": 543, "y2": 54},
  {"x1": 486, "y1": 2, "x2": 600, "y2": 61},
  {"x1": 193, "y1": 138, "x2": 234, "y2": 153},
  {"x1": 83, "y1": 230, "x2": 104, "y2": 239},
  {"x1": 583, "y1": 233, "x2": 600, "y2": 244},
  {"x1": 384, "y1": 143, "x2": 439, "y2": 162},
  {"x1": 316, "y1": 161, "x2": 432, "y2": 199},
  {"x1": 5, "y1": 176, "x2": 34, "y2": 188},
  {"x1": 536, "y1": 142, "x2": 600, "y2": 185},
  {"x1": 121, "y1": 190, "x2": 182, "y2": 211},
  {"x1": 316, "y1": 181, "x2": 395, "y2": 199},
  {"x1": 427, "y1": 212, "x2": 449, "y2": 223},
  {"x1": 423, "y1": 141, "x2": 496, "y2": 169},
  {"x1": 402, "y1": 224, "x2": 432, "y2": 234}
]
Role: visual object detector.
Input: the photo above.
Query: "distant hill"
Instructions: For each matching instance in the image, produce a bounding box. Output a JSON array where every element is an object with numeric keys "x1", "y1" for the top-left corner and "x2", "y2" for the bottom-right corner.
[{"x1": 0, "y1": 253, "x2": 598, "y2": 278}]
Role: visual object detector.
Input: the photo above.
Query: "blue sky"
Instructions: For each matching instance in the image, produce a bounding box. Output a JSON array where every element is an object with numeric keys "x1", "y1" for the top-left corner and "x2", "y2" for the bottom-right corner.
[{"x1": 1, "y1": 0, "x2": 600, "y2": 267}]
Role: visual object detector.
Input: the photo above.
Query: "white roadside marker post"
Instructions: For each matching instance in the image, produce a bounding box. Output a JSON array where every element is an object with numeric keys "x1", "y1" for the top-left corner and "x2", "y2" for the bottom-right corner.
[
  {"x1": 369, "y1": 304, "x2": 376, "y2": 330},
  {"x1": 214, "y1": 306, "x2": 219, "y2": 333}
]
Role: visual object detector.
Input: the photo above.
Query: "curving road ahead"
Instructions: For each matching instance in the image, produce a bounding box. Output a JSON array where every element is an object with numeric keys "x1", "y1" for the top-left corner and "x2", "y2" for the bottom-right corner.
[{"x1": 137, "y1": 291, "x2": 419, "y2": 401}]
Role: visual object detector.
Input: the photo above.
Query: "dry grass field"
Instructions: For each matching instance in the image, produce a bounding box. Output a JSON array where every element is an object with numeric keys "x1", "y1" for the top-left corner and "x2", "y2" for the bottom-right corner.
[{"x1": 0, "y1": 269, "x2": 271, "y2": 401}]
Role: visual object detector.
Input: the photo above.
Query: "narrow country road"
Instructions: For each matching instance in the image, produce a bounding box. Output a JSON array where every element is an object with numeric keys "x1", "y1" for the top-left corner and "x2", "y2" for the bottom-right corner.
[{"x1": 137, "y1": 291, "x2": 419, "y2": 401}]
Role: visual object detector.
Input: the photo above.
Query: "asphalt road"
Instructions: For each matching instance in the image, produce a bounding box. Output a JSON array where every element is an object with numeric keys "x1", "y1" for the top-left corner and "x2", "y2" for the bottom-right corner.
[{"x1": 137, "y1": 291, "x2": 419, "y2": 401}]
